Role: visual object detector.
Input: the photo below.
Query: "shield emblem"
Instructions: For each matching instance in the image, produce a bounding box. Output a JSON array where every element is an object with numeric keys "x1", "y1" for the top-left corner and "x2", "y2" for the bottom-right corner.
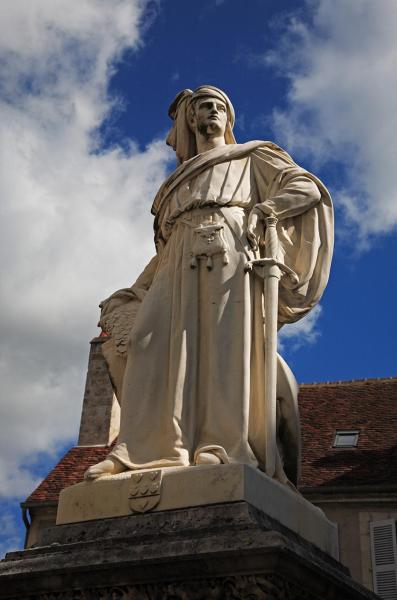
[{"x1": 128, "y1": 469, "x2": 162, "y2": 513}]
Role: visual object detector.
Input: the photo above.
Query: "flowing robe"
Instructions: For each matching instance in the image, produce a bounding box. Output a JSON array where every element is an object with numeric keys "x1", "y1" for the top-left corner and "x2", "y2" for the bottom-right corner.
[{"x1": 103, "y1": 141, "x2": 333, "y2": 484}]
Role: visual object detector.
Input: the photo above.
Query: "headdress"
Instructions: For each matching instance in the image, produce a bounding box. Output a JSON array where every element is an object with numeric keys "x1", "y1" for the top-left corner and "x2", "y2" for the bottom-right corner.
[{"x1": 166, "y1": 85, "x2": 236, "y2": 164}]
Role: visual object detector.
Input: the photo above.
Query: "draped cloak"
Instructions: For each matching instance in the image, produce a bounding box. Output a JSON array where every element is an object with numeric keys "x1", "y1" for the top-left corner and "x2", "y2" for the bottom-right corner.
[{"x1": 102, "y1": 141, "x2": 333, "y2": 485}]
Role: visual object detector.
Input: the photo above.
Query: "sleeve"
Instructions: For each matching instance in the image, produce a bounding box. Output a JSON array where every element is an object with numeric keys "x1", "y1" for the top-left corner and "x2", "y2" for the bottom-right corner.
[
  {"x1": 251, "y1": 146, "x2": 321, "y2": 220},
  {"x1": 251, "y1": 145, "x2": 334, "y2": 325}
]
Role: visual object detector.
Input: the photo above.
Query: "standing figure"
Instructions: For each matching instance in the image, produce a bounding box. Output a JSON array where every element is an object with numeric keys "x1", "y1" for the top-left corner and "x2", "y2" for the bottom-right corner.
[{"x1": 85, "y1": 86, "x2": 333, "y2": 486}]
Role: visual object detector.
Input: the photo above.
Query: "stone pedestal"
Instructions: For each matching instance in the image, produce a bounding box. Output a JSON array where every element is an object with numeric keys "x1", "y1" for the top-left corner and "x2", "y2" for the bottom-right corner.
[
  {"x1": 56, "y1": 464, "x2": 338, "y2": 558},
  {"x1": 0, "y1": 501, "x2": 377, "y2": 599}
]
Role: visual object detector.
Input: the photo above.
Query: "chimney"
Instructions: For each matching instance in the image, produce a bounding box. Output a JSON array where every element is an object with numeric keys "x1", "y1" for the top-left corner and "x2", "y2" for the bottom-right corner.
[{"x1": 77, "y1": 337, "x2": 120, "y2": 446}]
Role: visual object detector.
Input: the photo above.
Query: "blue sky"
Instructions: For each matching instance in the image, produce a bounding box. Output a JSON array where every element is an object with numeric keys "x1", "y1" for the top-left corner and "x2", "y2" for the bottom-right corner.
[{"x1": 1, "y1": 0, "x2": 396, "y2": 554}]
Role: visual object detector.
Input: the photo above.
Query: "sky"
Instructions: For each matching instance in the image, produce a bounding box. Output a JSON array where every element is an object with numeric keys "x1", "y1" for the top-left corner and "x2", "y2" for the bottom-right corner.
[{"x1": 1, "y1": 0, "x2": 397, "y2": 555}]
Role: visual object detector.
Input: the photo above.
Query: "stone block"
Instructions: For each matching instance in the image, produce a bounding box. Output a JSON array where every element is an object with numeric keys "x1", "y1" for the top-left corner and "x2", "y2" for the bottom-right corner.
[{"x1": 57, "y1": 463, "x2": 338, "y2": 558}]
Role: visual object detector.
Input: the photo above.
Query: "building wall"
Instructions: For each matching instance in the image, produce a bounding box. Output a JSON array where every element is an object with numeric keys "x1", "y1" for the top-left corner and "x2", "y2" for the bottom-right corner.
[
  {"x1": 25, "y1": 505, "x2": 57, "y2": 548},
  {"x1": 311, "y1": 497, "x2": 397, "y2": 592}
]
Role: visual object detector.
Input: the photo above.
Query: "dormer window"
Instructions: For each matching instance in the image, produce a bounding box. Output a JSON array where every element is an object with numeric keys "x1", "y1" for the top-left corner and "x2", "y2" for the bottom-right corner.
[{"x1": 333, "y1": 430, "x2": 359, "y2": 448}]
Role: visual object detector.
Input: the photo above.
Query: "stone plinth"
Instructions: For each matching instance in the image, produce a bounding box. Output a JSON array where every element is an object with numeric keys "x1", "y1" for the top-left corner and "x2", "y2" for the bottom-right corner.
[
  {"x1": 0, "y1": 502, "x2": 377, "y2": 599},
  {"x1": 57, "y1": 464, "x2": 338, "y2": 558}
]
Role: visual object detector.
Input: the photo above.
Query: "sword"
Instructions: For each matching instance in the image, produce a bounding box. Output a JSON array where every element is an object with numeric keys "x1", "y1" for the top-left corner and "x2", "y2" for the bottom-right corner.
[{"x1": 245, "y1": 214, "x2": 298, "y2": 477}]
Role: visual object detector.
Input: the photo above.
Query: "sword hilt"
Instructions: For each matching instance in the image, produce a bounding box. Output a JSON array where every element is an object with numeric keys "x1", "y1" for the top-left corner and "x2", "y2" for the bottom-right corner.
[
  {"x1": 244, "y1": 258, "x2": 299, "y2": 285},
  {"x1": 245, "y1": 214, "x2": 299, "y2": 286}
]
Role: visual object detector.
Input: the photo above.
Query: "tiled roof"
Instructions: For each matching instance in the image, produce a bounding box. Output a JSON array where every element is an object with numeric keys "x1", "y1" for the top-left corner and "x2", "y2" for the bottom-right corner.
[
  {"x1": 25, "y1": 446, "x2": 111, "y2": 504},
  {"x1": 299, "y1": 377, "x2": 397, "y2": 489},
  {"x1": 25, "y1": 377, "x2": 397, "y2": 504}
]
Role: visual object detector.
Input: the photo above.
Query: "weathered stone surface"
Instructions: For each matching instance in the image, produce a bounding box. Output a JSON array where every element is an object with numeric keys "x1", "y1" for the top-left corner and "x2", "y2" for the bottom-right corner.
[
  {"x1": 0, "y1": 502, "x2": 378, "y2": 599},
  {"x1": 57, "y1": 463, "x2": 338, "y2": 559}
]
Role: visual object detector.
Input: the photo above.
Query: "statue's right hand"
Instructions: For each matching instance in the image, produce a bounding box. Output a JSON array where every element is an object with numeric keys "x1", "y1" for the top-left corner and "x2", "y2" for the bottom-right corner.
[{"x1": 247, "y1": 209, "x2": 261, "y2": 251}]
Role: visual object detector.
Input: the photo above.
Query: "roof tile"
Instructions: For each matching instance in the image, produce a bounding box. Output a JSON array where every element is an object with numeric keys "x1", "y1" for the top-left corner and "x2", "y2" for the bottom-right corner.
[{"x1": 299, "y1": 378, "x2": 397, "y2": 488}]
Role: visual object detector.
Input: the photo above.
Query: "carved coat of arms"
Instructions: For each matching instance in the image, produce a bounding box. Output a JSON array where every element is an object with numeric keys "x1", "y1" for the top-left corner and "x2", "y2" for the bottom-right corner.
[{"x1": 128, "y1": 470, "x2": 162, "y2": 513}]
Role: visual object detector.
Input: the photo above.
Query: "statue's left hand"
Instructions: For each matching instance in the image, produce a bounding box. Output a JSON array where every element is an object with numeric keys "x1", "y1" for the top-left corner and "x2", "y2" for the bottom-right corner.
[{"x1": 247, "y1": 207, "x2": 263, "y2": 251}]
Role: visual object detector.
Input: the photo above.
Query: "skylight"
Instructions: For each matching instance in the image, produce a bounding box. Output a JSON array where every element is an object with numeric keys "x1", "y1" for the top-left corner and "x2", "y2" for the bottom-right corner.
[{"x1": 333, "y1": 430, "x2": 359, "y2": 448}]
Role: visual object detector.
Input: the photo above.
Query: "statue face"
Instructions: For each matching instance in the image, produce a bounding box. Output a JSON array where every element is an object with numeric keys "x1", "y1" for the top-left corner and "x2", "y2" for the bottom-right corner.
[{"x1": 191, "y1": 96, "x2": 228, "y2": 138}]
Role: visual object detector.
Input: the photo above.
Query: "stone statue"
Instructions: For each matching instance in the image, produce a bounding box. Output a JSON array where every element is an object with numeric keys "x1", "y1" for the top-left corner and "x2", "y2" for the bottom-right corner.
[{"x1": 85, "y1": 85, "x2": 333, "y2": 486}]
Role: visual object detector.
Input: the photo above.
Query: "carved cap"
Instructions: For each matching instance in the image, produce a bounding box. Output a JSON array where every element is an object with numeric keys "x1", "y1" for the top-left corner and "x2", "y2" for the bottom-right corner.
[
  {"x1": 168, "y1": 85, "x2": 235, "y2": 127},
  {"x1": 166, "y1": 85, "x2": 236, "y2": 164}
]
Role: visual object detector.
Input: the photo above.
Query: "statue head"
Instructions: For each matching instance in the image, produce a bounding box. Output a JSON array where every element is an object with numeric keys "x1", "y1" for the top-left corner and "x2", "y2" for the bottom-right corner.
[
  {"x1": 166, "y1": 85, "x2": 236, "y2": 164},
  {"x1": 188, "y1": 95, "x2": 228, "y2": 140}
]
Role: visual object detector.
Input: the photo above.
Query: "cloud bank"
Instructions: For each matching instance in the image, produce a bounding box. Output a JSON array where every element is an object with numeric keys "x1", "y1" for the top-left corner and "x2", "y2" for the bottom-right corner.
[
  {"x1": 0, "y1": 0, "x2": 173, "y2": 499},
  {"x1": 265, "y1": 0, "x2": 397, "y2": 243}
]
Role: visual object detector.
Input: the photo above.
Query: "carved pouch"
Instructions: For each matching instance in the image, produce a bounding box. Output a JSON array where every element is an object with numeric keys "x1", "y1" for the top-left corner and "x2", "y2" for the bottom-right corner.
[{"x1": 190, "y1": 219, "x2": 229, "y2": 270}]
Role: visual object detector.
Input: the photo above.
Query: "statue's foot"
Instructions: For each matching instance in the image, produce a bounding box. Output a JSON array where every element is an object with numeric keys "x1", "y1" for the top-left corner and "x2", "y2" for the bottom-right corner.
[
  {"x1": 195, "y1": 451, "x2": 222, "y2": 465},
  {"x1": 194, "y1": 445, "x2": 230, "y2": 466},
  {"x1": 84, "y1": 457, "x2": 126, "y2": 481}
]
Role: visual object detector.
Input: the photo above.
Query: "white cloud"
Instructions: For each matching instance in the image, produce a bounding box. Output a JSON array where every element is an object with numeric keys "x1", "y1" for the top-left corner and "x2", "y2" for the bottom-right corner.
[
  {"x1": 279, "y1": 305, "x2": 322, "y2": 352},
  {"x1": 265, "y1": 0, "x2": 397, "y2": 243},
  {"x1": 0, "y1": 1, "x2": 173, "y2": 499}
]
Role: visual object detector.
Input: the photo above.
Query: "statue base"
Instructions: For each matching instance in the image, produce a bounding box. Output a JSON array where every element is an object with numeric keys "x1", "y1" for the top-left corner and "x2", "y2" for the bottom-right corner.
[
  {"x1": 56, "y1": 463, "x2": 337, "y2": 557},
  {"x1": 0, "y1": 501, "x2": 377, "y2": 599}
]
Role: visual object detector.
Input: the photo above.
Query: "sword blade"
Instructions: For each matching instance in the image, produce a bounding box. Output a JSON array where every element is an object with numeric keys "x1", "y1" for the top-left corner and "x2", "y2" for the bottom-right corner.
[{"x1": 263, "y1": 215, "x2": 281, "y2": 478}]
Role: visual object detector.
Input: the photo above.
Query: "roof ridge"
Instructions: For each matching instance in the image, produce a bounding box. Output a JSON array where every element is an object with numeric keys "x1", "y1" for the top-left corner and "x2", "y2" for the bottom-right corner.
[{"x1": 300, "y1": 376, "x2": 397, "y2": 387}]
